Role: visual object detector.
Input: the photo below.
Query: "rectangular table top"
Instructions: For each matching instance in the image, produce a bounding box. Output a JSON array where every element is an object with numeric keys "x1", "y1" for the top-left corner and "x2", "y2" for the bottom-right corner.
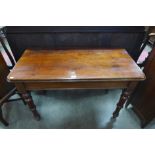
[{"x1": 8, "y1": 49, "x2": 145, "y2": 82}]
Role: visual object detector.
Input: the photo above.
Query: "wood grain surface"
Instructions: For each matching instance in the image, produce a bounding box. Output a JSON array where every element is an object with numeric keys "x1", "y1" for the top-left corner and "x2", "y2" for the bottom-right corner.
[{"x1": 8, "y1": 49, "x2": 145, "y2": 82}]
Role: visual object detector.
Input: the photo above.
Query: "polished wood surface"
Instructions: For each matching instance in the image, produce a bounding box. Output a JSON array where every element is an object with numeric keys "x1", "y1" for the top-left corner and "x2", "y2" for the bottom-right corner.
[{"x1": 8, "y1": 49, "x2": 145, "y2": 82}]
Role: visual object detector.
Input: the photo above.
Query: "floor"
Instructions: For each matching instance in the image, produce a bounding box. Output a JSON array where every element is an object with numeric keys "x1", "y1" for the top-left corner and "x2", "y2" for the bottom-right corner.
[
  {"x1": 1, "y1": 89, "x2": 155, "y2": 129},
  {"x1": 0, "y1": 37, "x2": 155, "y2": 129}
]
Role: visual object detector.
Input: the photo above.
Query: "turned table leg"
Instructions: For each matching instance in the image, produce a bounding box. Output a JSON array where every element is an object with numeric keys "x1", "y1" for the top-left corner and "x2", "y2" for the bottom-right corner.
[
  {"x1": 21, "y1": 92, "x2": 41, "y2": 121},
  {"x1": 112, "y1": 82, "x2": 138, "y2": 118},
  {"x1": 15, "y1": 83, "x2": 41, "y2": 121}
]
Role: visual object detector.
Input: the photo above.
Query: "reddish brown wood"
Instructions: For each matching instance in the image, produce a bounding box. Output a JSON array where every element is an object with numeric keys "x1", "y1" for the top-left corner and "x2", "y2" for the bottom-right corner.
[
  {"x1": 8, "y1": 49, "x2": 145, "y2": 82},
  {"x1": 21, "y1": 92, "x2": 40, "y2": 121},
  {"x1": 24, "y1": 81, "x2": 129, "y2": 90},
  {"x1": 15, "y1": 83, "x2": 40, "y2": 121},
  {"x1": 113, "y1": 82, "x2": 138, "y2": 118},
  {"x1": 7, "y1": 49, "x2": 145, "y2": 120}
]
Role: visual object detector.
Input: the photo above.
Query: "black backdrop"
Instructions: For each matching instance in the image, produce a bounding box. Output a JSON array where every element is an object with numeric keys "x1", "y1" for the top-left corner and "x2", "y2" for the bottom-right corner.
[{"x1": 5, "y1": 26, "x2": 145, "y2": 61}]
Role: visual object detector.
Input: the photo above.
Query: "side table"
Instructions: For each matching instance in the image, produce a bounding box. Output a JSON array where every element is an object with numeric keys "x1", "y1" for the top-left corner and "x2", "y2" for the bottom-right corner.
[{"x1": 7, "y1": 49, "x2": 145, "y2": 121}]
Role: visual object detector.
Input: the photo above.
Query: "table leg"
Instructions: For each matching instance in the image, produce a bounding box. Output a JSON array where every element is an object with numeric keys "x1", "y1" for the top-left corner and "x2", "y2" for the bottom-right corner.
[
  {"x1": 21, "y1": 92, "x2": 41, "y2": 121},
  {"x1": 112, "y1": 82, "x2": 138, "y2": 118},
  {"x1": 18, "y1": 93, "x2": 27, "y2": 105},
  {"x1": 15, "y1": 83, "x2": 41, "y2": 121}
]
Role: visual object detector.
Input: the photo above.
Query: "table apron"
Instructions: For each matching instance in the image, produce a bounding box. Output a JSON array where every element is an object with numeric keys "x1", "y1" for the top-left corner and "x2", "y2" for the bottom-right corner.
[{"x1": 19, "y1": 81, "x2": 131, "y2": 90}]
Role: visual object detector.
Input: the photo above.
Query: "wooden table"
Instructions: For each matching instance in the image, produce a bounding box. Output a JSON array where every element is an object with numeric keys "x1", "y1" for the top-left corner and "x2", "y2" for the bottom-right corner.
[{"x1": 7, "y1": 49, "x2": 145, "y2": 121}]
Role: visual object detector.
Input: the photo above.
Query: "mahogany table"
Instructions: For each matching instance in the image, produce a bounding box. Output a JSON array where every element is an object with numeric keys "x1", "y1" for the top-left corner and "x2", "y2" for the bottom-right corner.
[{"x1": 7, "y1": 49, "x2": 145, "y2": 121}]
